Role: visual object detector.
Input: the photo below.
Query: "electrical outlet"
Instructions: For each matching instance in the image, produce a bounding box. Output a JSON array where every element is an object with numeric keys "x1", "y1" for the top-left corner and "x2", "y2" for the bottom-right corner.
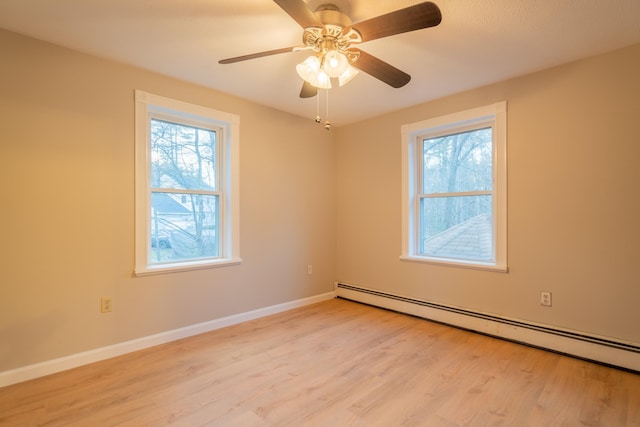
[
  {"x1": 307, "y1": 265, "x2": 313, "y2": 275},
  {"x1": 101, "y1": 297, "x2": 113, "y2": 313},
  {"x1": 540, "y1": 291, "x2": 552, "y2": 307}
]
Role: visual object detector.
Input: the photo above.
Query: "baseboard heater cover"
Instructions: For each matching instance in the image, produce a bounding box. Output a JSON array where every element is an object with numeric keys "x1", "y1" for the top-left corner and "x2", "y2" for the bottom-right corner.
[{"x1": 335, "y1": 282, "x2": 639, "y2": 373}]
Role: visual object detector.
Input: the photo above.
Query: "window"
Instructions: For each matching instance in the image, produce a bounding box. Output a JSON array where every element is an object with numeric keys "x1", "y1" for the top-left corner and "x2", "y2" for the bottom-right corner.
[
  {"x1": 401, "y1": 102, "x2": 507, "y2": 271},
  {"x1": 134, "y1": 91, "x2": 240, "y2": 275}
]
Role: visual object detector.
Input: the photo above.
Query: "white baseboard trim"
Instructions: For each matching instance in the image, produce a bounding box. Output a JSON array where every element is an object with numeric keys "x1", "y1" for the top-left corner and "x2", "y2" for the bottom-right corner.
[
  {"x1": 336, "y1": 282, "x2": 640, "y2": 372},
  {"x1": 0, "y1": 291, "x2": 335, "y2": 388}
]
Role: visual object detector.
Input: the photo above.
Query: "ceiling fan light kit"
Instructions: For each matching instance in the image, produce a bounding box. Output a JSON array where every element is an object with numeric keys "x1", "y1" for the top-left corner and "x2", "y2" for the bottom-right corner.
[
  {"x1": 295, "y1": 51, "x2": 359, "y2": 89},
  {"x1": 219, "y1": 0, "x2": 442, "y2": 126}
]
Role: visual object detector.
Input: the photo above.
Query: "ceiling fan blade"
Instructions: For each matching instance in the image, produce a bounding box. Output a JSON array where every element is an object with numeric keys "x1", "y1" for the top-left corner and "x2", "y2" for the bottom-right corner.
[
  {"x1": 353, "y1": 1, "x2": 442, "y2": 42},
  {"x1": 273, "y1": 0, "x2": 323, "y2": 29},
  {"x1": 218, "y1": 46, "x2": 298, "y2": 64},
  {"x1": 352, "y1": 49, "x2": 411, "y2": 88},
  {"x1": 299, "y1": 81, "x2": 317, "y2": 98}
]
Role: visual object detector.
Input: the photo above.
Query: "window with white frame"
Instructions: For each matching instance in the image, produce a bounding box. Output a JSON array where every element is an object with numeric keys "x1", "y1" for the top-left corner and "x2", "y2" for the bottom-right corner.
[
  {"x1": 401, "y1": 102, "x2": 507, "y2": 271},
  {"x1": 134, "y1": 91, "x2": 240, "y2": 275}
]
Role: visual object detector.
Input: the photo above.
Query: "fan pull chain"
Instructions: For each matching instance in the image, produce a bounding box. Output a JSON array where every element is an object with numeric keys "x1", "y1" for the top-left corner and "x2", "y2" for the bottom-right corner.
[
  {"x1": 324, "y1": 89, "x2": 331, "y2": 131},
  {"x1": 315, "y1": 89, "x2": 321, "y2": 124},
  {"x1": 312, "y1": 88, "x2": 331, "y2": 131}
]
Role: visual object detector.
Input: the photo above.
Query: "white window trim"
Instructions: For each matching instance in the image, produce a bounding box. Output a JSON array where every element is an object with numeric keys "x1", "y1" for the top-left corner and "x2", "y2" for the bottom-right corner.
[
  {"x1": 401, "y1": 102, "x2": 507, "y2": 272},
  {"x1": 134, "y1": 90, "x2": 241, "y2": 276}
]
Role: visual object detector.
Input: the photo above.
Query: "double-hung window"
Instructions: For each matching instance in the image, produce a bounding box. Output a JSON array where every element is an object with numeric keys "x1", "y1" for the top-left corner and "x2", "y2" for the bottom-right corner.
[
  {"x1": 134, "y1": 91, "x2": 240, "y2": 275},
  {"x1": 401, "y1": 102, "x2": 507, "y2": 271}
]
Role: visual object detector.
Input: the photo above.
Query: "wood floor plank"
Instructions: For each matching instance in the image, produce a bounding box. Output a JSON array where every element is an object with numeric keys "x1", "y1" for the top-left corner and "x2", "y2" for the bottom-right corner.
[{"x1": 1, "y1": 298, "x2": 639, "y2": 426}]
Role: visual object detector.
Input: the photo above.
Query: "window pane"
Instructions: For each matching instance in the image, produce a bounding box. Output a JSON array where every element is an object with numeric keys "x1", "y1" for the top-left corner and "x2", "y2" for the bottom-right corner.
[
  {"x1": 420, "y1": 195, "x2": 493, "y2": 262},
  {"x1": 150, "y1": 119, "x2": 217, "y2": 191},
  {"x1": 422, "y1": 127, "x2": 492, "y2": 194},
  {"x1": 149, "y1": 193, "x2": 219, "y2": 263}
]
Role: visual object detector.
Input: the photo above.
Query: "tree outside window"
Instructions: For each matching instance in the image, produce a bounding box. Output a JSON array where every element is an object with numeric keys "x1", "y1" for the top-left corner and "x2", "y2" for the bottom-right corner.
[
  {"x1": 149, "y1": 118, "x2": 219, "y2": 264},
  {"x1": 420, "y1": 127, "x2": 493, "y2": 262}
]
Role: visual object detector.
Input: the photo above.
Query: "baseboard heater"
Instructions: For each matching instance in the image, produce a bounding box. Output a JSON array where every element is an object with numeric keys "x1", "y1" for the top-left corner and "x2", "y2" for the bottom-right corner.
[{"x1": 335, "y1": 282, "x2": 640, "y2": 373}]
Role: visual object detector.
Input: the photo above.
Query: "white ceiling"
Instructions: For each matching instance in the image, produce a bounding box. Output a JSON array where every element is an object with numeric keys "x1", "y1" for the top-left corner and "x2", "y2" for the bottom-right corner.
[{"x1": 1, "y1": 0, "x2": 639, "y2": 126}]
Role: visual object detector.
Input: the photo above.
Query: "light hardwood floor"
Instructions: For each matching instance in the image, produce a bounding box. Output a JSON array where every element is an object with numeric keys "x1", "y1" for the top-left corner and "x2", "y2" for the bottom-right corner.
[{"x1": 1, "y1": 298, "x2": 639, "y2": 426}]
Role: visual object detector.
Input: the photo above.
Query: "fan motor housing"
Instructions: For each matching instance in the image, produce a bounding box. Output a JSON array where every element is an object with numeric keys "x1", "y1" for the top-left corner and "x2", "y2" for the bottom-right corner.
[{"x1": 315, "y1": 4, "x2": 352, "y2": 27}]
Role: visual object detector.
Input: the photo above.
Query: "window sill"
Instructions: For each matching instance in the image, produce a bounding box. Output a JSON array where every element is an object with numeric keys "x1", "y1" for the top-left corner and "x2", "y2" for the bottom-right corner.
[
  {"x1": 400, "y1": 255, "x2": 508, "y2": 273},
  {"x1": 134, "y1": 258, "x2": 242, "y2": 276}
]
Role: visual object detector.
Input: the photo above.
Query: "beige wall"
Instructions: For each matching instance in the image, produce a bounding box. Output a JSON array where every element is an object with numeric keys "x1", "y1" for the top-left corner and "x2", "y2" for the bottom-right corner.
[
  {"x1": 2, "y1": 26, "x2": 639, "y2": 374},
  {"x1": 336, "y1": 43, "x2": 640, "y2": 344},
  {"x1": 0, "y1": 29, "x2": 337, "y2": 371}
]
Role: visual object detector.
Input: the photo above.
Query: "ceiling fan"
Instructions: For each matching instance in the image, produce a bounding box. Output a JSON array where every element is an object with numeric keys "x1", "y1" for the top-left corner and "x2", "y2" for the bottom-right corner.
[{"x1": 219, "y1": 0, "x2": 442, "y2": 99}]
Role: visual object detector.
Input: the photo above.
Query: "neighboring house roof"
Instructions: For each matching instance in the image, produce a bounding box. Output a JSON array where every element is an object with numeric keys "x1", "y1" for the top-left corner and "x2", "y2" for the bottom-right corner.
[
  {"x1": 151, "y1": 193, "x2": 190, "y2": 214},
  {"x1": 422, "y1": 213, "x2": 493, "y2": 261}
]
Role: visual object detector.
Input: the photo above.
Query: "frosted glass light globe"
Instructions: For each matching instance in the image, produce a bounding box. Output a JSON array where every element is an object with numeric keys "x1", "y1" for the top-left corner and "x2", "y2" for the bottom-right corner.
[
  {"x1": 323, "y1": 50, "x2": 349, "y2": 78},
  {"x1": 296, "y1": 56, "x2": 321, "y2": 83}
]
